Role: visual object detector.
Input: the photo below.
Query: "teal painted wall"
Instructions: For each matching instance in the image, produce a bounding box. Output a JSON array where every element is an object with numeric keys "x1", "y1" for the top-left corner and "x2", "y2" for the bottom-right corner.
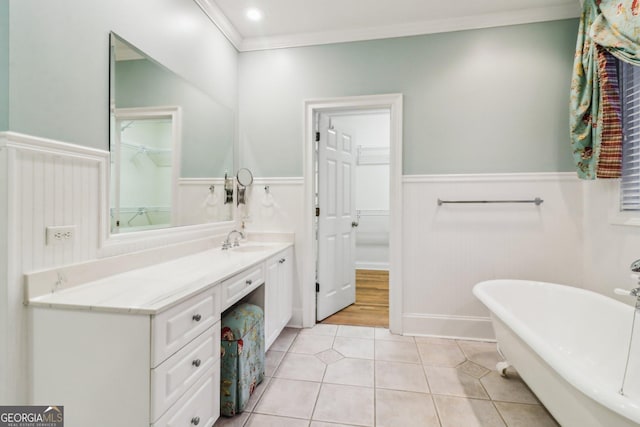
[
  {"x1": 116, "y1": 59, "x2": 234, "y2": 177},
  {"x1": 0, "y1": 0, "x2": 8, "y2": 131},
  {"x1": 9, "y1": 0, "x2": 238, "y2": 151},
  {"x1": 239, "y1": 19, "x2": 579, "y2": 176}
]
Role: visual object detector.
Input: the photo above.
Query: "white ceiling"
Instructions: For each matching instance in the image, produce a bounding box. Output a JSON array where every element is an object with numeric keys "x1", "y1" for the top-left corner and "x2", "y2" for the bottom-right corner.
[{"x1": 195, "y1": 0, "x2": 581, "y2": 51}]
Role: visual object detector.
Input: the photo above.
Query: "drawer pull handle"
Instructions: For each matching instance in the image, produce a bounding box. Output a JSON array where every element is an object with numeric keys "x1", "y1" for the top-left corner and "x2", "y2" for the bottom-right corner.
[
  {"x1": 279, "y1": 258, "x2": 286, "y2": 263},
  {"x1": 192, "y1": 359, "x2": 202, "y2": 367},
  {"x1": 246, "y1": 279, "x2": 253, "y2": 285},
  {"x1": 191, "y1": 416, "x2": 200, "y2": 425},
  {"x1": 192, "y1": 314, "x2": 202, "y2": 322}
]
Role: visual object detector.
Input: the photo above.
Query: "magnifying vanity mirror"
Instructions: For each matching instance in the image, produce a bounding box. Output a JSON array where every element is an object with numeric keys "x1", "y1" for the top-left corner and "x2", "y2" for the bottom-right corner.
[
  {"x1": 236, "y1": 168, "x2": 254, "y2": 187},
  {"x1": 236, "y1": 168, "x2": 253, "y2": 206},
  {"x1": 109, "y1": 33, "x2": 235, "y2": 234}
]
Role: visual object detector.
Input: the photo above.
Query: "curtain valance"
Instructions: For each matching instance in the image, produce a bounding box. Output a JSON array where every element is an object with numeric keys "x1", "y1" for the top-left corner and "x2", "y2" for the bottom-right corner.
[{"x1": 570, "y1": 0, "x2": 640, "y2": 179}]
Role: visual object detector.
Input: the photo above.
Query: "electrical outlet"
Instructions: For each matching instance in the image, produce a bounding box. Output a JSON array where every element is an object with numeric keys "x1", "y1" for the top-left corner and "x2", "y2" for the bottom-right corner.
[{"x1": 46, "y1": 225, "x2": 76, "y2": 245}]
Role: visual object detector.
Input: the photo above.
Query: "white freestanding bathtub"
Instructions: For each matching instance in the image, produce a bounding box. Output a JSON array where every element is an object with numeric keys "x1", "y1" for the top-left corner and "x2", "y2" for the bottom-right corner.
[{"x1": 474, "y1": 279, "x2": 640, "y2": 427}]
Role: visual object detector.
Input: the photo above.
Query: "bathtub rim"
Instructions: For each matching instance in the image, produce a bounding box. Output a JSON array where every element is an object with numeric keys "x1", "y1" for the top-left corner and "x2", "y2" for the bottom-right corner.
[{"x1": 473, "y1": 279, "x2": 640, "y2": 425}]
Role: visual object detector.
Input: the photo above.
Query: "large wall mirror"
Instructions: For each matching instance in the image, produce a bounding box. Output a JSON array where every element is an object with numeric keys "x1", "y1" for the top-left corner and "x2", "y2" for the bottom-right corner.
[{"x1": 109, "y1": 33, "x2": 234, "y2": 234}]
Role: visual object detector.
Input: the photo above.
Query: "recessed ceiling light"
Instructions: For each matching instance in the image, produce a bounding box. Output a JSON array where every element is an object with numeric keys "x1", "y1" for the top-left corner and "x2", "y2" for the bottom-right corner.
[{"x1": 246, "y1": 8, "x2": 263, "y2": 22}]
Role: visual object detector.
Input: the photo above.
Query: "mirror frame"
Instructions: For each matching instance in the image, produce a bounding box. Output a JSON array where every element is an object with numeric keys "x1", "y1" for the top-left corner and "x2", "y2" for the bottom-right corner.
[{"x1": 111, "y1": 106, "x2": 182, "y2": 233}]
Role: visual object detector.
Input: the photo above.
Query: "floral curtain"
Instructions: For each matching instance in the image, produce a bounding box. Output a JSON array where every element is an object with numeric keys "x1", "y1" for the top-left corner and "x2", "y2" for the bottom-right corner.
[{"x1": 570, "y1": 0, "x2": 640, "y2": 179}]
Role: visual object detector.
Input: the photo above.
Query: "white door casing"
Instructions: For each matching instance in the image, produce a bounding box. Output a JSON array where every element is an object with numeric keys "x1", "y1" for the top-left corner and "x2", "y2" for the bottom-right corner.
[
  {"x1": 111, "y1": 106, "x2": 182, "y2": 234},
  {"x1": 302, "y1": 93, "x2": 403, "y2": 333},
  {"x1": 316, "y1": 114, "x2": 357, "y2": 321}
]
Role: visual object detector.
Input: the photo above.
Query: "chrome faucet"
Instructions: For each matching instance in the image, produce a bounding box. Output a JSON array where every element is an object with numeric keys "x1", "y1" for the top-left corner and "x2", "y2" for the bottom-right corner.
[
  {"x1": 222, "y1": 229, "x2": 245, "y2": 250},
  {"x1": 616, "y1": 259, "x2": 640, "y2": 301},
  {"x1": 630, "y1": 259, "x2": 640, "y2": 297}
]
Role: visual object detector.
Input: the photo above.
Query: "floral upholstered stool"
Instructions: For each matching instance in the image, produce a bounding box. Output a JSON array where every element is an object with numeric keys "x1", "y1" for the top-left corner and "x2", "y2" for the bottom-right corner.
[{"x1": 220, "y1": 303, "x2": 265, "y2": 417}]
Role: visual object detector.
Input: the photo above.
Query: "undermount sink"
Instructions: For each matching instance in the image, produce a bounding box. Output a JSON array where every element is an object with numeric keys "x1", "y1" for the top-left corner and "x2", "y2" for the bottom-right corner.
[{"x1": 231, "y1": 245, "x2": 271, "y2": 253}]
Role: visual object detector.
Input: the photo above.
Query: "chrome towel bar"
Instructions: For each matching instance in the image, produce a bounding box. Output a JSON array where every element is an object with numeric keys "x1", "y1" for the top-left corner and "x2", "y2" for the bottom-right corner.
[{"x1": 437, "y1": 197, "x2": 543, "y2": 206}]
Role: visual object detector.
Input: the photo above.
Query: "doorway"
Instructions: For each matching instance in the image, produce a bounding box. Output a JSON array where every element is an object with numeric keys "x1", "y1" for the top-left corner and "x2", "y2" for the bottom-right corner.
[
  {"x1": 315, "y1": 110, "x2": 391, "y2": 327},
  {"x1": 110, "y1": 106, "x2": 181, "y2": 234},
  {"x1": 302, "y1": 94, "x2": 403, "y2": 334}
]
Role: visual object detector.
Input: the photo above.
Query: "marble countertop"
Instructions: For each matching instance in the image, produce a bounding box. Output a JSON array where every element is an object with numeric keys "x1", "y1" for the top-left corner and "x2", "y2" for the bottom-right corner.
[{"x1": 27, "y1": 241, "x2": 293, "y2": 315}]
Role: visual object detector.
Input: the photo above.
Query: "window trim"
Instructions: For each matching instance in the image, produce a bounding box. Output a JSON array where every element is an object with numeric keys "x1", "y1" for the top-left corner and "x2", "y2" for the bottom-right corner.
[{"x1": 611, "y1": 180, "x2": 640, "y2": 226}]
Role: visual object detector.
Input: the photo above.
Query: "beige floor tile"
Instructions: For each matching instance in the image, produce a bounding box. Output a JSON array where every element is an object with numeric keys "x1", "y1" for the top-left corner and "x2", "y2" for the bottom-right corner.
[
  {"x1": 374, "y1": 328, "x2": 415, "y2": 343},
  {"x1": 214, "y1": 412, "x2": 250, "y2": 427},
  {"x1": 244, "y1": 376, "x2": 271, "y2": 412},
  {"x1": 299, "y1": 324, "x2": 339, "y2": 336},
  {"x1": 275, "y1": 353, "x2": 327, "y2": 382},
  {"x1": 332, "y1": 336, "x2": 374, "y2": 359},
  {"x1": 375, "y1": 389, "x2": 440, "y2": 427},
  {"x1": 265, "y1": 350, "x2": 286, "y2": 377},
  {"x1": 336, "y1": 325, "x2": 375, "y2": 339},
  {"x1": 375, "y1": 340, "x2": 421, "y2": 363},
  {"x1": 481, "y1": 371, "x2": 539, "y2": 404},
  {"x1": 494, "y1": 402, "x2": 560, "y2": 427},
  {"x1": 434, "y1": 395, "x2": 506, "y2": 427},
  {"x1": 270, "y1": 328, "x2": 299, "y2": 352},
  {"x1": 457, "y1": 360, "x2": 490, "y2": 379},
  {"x1": 417, "y1": 341, "x2": 467, "y2": 367},
  {"x1": 457, "y1": 340, "x2": 502, "y2": 371},
  {"x1": 254, "y1": 378, "x2": 320, "y2": 419},
  {"x1": 315, "y1": 348, "x2": 344, "y2": 365},
  {"x1": 425, "y1": 366, "x2": 490, "y2": 399},
  {"x1": 313, "y1": 383, "x2": 375, "y2": 426},
  {"x1": 310, "y1": 423, "x2": 356, "y2": 427},
  {"x1": 415, "y1": 336, "x2": 457, "y2": 345},
  {"x1": 375, "y1": 360, "x2": 429, "y2": 393},
  {"x1": 323, "y1": 357, "x2": 374, "y2": 387},
  {"x1": 245, "y1": 414, "x2": 309, "y2": 427},
  {"x1": 289, "y1": 334, "x2": 335, "y2": 355}
]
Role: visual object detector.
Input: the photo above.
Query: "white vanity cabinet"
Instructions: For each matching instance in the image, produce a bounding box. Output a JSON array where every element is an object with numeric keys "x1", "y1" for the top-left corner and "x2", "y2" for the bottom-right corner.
[
  {"x1": 30, "y1": 285, "x2": 222, "y2": 427},
  {"x1": 264, "y1": 247, "x2": 294, "y2": 349},
  {"x1": 27, "y1": 241, "x2": 295, "y2": 427}
]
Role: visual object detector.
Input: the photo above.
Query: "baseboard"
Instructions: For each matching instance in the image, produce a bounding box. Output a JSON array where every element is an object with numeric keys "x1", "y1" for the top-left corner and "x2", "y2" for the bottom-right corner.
[
  {"x1": 403, "y1": 313, "x2": 495, "y2": 341},
  {"x1": 355, "y1": 262, "x2": 389, "y2": 271},
  {"x1": 287, "y1": 308, "x2": 304, "y2": 328}
]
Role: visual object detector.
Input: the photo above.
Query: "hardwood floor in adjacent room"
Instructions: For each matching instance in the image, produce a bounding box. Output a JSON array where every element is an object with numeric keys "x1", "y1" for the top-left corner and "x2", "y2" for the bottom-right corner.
[{"x1": 321, "y1": 269, "x2": 389, "y2": 328}]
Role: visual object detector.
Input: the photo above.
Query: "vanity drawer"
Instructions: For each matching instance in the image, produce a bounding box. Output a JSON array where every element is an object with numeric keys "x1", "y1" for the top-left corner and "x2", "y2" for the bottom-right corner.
[
  {"x1": 152, "y1": 286, "x2": 221, "y2": 366},
  {"x1": 152, "y1": 361, "x2": 220, "y2": 427},
  {"x1": 151, "y1": 322, "x2": 221, "y2": 422},
  {"x1": 221, "y1": 265, "x2": 265, "y2": 309}
]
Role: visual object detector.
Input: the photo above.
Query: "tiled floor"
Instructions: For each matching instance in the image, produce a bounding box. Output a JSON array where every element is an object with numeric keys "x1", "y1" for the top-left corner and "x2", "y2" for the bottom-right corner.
[{"x1": 214, "y1": 325, "x2": 559, "y2": 427}]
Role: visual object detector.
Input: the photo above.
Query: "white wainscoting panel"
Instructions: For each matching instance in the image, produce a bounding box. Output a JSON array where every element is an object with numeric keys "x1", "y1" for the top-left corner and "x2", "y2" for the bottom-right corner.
[
  {"x1": 177, "y1": 178, "x2": 234, "y2": 226},
  {"x1": 582, "y1": 180, "x2": 640, "y2": 301},
  {"x1": 242, "y1": 177, "x2": 304, "y2": 327},
  {"x1": 401, "y1": 173, "x2": 584, "y2": 340},
  {"x1": 0, "y1": 143, "x2": 9, "y2": 404},
  {"x1": 0, "y1": 132, "x2": 108, "y2": 403},
  {"x1": 355, "y1": 210, "x2": 389, "y2": 270}
]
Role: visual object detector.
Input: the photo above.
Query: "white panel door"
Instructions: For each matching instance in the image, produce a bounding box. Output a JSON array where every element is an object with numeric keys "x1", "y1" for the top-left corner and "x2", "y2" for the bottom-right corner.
[{"x1": 317, "y1": 115, "x2": 357, "y2": 321}]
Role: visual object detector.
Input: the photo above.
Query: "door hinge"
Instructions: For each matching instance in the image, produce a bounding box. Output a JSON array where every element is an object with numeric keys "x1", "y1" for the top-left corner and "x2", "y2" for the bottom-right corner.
[
  {"x1": 315, "y1": 207, "x2": 320, "y2": 217},
  {"x1": 315, "y1": 131, "x2": 320, "y2": 142},
  {"x1": 316, "y1": 282, "x2": 320, "y2": 292}
]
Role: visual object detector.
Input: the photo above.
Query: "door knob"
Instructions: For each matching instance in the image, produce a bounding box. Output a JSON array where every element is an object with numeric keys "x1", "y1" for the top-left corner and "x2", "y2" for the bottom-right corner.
[{"x1": 351, "y1": 221, "x2": 359, "y2": 228}]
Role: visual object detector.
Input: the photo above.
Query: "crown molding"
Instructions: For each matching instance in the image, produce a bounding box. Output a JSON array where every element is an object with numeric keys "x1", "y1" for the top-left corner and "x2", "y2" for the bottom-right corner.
[
  {"x1": 193, "y1": 0, "x2": 243, "y2": 51},
  {"x1": 239, "y1": 4, "x2": 580, "y2": 51},
  {"x1": 197, "y1": 1, "x2": 581, "y2": 53}
]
